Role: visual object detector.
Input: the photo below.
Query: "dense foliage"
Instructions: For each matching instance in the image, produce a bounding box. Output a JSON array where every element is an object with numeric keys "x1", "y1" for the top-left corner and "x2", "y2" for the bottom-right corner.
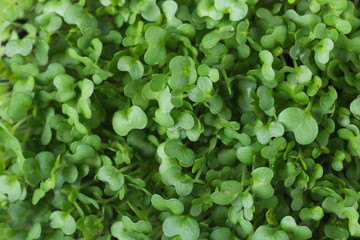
[{"x1": 1, "y1": 0, "x2": 360, "y2": 239}]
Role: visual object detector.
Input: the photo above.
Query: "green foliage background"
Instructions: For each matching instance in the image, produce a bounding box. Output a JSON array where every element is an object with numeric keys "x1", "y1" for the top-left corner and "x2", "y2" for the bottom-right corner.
[{"x1": 1, "y1": 0, "x2": 360, "y2": 239}]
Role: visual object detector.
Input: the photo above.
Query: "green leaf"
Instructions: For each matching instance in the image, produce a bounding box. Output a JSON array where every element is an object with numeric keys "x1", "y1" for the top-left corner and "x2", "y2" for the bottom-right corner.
[
  {"x1": 299, "y1": 206, "x2": 324, "y2": 221},
  {"x1": 97, "y1": 165, "x2": 125, "y2": 191},
  {"x1": 211, "y1": 180, "x2": 243, "y2": 205},
  {"x1": 7, "y1": 91, "x2": 33, "y2": 121},
  {"x1": 164, "y1": 139, "x2": 195, "y2": 167},
  {"x1": 315, "y1": 38, "x2": 334, "y2": 64},
  {"x1": 35, "y1": 12, "x2": 63, "y2": 32},
  {"x1": 251, "y1": 167, "x2": 274, "y2": 199},
  {"x1": 117, "y1": 56, "x2": 144, "y2": 80},
  {"x1": 140, "y1": 0, "x2": 160, "y2": 22},
  {"x1": 169, "y1": 56, "x2": 197, "y2": 89},
  {"x1": 78, "y1": 79, "x2": 94, "y2": 119},
  {"x1": 49, "y1": 211, "x2": 76, "y2": 235},
  {"x1": 76, "y1": 215, "x2": 104, "y2": 239},
  {"x1": 287, "y1": 65, "x2": 312, "y2": 87},
  {"x1": 252, "y1": 226, "x2": 289, "y2": 240},
  {"x1": 259, "y1": 50, "x2": 275, "y2": 83},
  {"x1": 144, "y1": 26, "x2": 166, "y2": 65},
  {"x1": 122, "y1": 216, "x2": 152, "y2": 234},
  {"x1": 151, "y1": 194, "x2": 184, "y2": 215},
  {"x1": 236, "y1": 146, "x2": 253, "y2": 164},
  {"x1": 0, "y1": 175, "x2": 22, "y2": 202},
  {"x1": 23, "y1": 158, "x2": 41, "y2": 186},
  {"x1": 53, "y1": 74, "x2": 76, "y2": 102},
  {"x1": 5, "y1": 39, "x2": 33, "y2": 57},
  {"x1": 350, "y1": 98, "x2": 360, "y2": 120},
  {"x1": 210, "y1": 227, "x2": 232, "y2": 240},
  {"x1": 1, "y1": 1, "x2": 20, "y2": 22},
  {"x1": 63, "y1": 4, "x2": 83, "y2": 25},
  {"x1": 278, "y1": 107, "x2": 318, "y2": 145},
  {"x1": 27, "y1": 222, "x2": 42, "y2": 239},
  {"x1": 113, "y1": 106, "x2": 148, "y2": 136},
  {"x1": 111, "y1": 217, "x2": 151, "y2": 240},
  {"x1": 163, "y1": 215, "x2": 200, "y2": 240},
  {"x1": 214, "y1": 0, "x2": 248, "y2": 21}
]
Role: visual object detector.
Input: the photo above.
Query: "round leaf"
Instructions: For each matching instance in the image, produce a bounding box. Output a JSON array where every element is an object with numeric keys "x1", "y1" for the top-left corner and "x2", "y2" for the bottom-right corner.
[
  {"x1": 49, "y1": 211, "x2": 76, "y2": 235},
  {"x1": 97, "y1": 165, "x2": 125, "y2": 191},
  {"x1": 163, "y1": 215, "x2": 200, "y2": 240},
  {"x1": 113, "y1": 106, "x2": 148, "y2": 136},
  {"x1": 278, "y1": 107, "x2": 318, "y2": 145}
]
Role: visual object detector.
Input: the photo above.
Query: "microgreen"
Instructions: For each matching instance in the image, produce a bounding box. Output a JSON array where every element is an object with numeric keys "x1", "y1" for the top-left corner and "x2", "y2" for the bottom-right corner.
[
  {"x1": 1, "y1": 0, "x2": 360, "y2": 239},
  {"x1": 163, "y1": 215, "x2": 200, "y2": 240}
]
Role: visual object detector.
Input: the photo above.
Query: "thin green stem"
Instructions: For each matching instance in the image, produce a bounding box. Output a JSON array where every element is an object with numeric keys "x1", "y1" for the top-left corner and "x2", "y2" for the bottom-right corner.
[
  {"x1": 292, "y1": 58, "x2": 299, "y2": 69},
  {"x1": 304, "y1": 97, "x2": 314, "y2": 113},
  {"x1": 241, "y1": 165, "x2": 247, "y2": 186},
  {"x1": 11, "y1": 116, "x2": 30, "y2": 134},
  {"x1": 73, "y1": 201, "x2": 84, "y2": 217},
  {"x1": 280, "y1": 55, "x2": 286, "y2": 67},
  {"x1": 119, "y1": 163, "x2": 137, "y2": 173},
  {"x1": 195, "y1": 162, "x2": 205, "y2": 180},
  {"x1": 337, "y1": 171, "x2": 356, "y2": 191},
  {"x1": 10, "y1": 22, "x2": 24, "y2": 29}
]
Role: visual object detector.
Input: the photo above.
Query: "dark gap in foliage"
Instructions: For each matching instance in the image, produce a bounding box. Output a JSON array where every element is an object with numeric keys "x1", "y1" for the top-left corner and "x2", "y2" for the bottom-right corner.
[
  {"x1": 17, "y1": 31, "x2": 27, "y2": 39},
  {"x1": 337, "y1": 88, "x2": 358, "y2": 108},
  {"x1": 355, "y1": 0, "x2": 360, "y2": 8},
  {"x1": 283, "y1": 53, "x2": 294, "y2": 68},
  {"x1": 15, "y1": 19, "x2": 28, "y2": 39},
  {"x1": 15, "y1": 18, "x2": 27, "y2": 24},
  {"x1": 322, "y1": 213, "x2": 331, "y2": 222}
]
